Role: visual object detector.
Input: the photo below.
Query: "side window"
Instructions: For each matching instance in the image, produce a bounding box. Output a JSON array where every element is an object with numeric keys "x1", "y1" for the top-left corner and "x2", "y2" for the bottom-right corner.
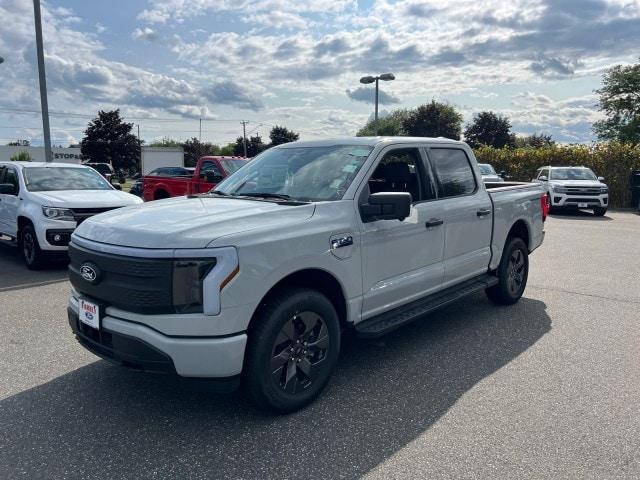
[
  {"x1": 0, "y1": 166, "x2": 6, "y2": 183},
  {"x1": 428, "y1": 148, "x2": 476, "y2": 198},
  {"x1": 4, "y1": 168, "x2": 19, "y2": 194},
  {"x1": 200, "y1": 162, "x2": 222, "y2": 176},
  {"x1": 368, "y1": 148, "x2": 427, "y2": 202},
  {"x1": 539, "y1": 168, "x2": 549, "y2": 179}
]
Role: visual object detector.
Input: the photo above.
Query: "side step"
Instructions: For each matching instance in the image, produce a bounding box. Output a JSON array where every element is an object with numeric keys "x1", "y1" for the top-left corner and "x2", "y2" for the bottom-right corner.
[{"x1": 355, "y1": 274, "x2": 499, "y2": 338}]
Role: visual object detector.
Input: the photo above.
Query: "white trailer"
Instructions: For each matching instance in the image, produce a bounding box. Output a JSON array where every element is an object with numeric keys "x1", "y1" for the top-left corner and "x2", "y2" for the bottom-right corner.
[{"x1": 141, "y1": 147, "x2": 184, "y2": 175}]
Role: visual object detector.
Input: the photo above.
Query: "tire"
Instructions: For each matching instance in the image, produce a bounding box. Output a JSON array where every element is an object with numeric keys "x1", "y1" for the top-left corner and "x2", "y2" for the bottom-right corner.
[
  {"x1": 154, "y1": 190, "x2": 170, "y2": 200},
  {"x1": 593, "y1": 207, "x2": 607, "y2": 217},
  {"x1": 486, "y1": 237, "x2": 529, "y2": 305},
  {"x1": 547, "y1": 192, "x2": 555, "y2": 214},
  {"x1": 243, "y1": 288, "x2": 341, "y2": 413},
  {"x1": 21, "y1": 224, "x2": 45, "y2": 270}
]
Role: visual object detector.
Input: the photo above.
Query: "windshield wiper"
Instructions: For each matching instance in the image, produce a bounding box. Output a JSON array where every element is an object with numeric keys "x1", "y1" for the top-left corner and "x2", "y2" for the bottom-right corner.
[
  {"x1": 209, "y1": 190, "x2": 229, "y2": 196},
  {"x1": 237, "y1": 192, "x2": 292, "y2": 200}
]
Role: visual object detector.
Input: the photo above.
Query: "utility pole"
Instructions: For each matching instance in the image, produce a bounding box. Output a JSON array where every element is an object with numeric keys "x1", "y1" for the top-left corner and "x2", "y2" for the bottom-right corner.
[
  {"x1": 240, "y1": 120, "x2": 248, "y2": 157},
  {"x1": 374, "y1": 77, "x2": 379, "y2": 136},
  {"x1": 199, "y1": 118, "x2": 202, "y2": 141},
  {"x1": 137, "y1": 124, "x2": 141, "y2": 172},
  {"x1": 33, "y1": 0, "x2": 52, "y2": 162}
]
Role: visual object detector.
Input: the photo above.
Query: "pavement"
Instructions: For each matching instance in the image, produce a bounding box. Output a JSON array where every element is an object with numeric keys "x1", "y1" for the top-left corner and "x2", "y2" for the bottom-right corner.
[{"x1": 1, "y1": 210, "x2": 639, "y2": 479}]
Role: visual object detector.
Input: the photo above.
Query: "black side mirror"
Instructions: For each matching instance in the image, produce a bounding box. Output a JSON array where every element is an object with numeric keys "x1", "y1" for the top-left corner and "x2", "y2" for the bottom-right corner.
[
  {"x1": 112, "y1": 183, "x2": 122, "y2": 191},
  {"x1": 360, "y1": 192, "x2": 411, "y2": 222},
  {"x1": 0, "y1": 183, "x2": 17, "y2": 195}
]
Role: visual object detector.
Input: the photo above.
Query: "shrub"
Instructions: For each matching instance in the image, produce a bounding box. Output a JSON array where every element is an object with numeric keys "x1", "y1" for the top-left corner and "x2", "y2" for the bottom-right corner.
[{"x1": 474, "y1": 142, "x2": 640, "y2": 208}]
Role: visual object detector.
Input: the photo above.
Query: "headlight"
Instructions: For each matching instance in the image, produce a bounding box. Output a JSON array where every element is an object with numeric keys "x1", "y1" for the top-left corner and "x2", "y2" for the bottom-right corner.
[
  {"x1": 600, "y1": 187, "x2": 608, "y2": 194},
  {"x1": 42, "y1": 206, "x2": 75, "y2": 221},
  {"x1": 172, "y1": 259, "x2": 217, "y2": 314},
  {"x1": 551, "y1": 185, "x2": 566, "y2": 193}
]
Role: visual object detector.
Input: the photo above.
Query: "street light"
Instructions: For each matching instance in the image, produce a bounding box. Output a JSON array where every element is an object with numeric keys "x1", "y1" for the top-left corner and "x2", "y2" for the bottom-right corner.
[
  {"x1": 359, "y1": 72, "x2": 395, "y2": 136},
  {"x1": 33, "y1": 0, "x2": 52, "y2": 162}
]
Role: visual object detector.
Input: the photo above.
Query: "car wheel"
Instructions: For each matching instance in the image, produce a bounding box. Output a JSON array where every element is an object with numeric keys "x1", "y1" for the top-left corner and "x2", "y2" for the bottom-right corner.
[
  {"x1": 243, "y1": 288, "x2": 341, "y2": 413},
  {"x1": 486, "y1": 237, "x2": 529, "y2": 305},
  {"x1": 593, "y1": 207, "x2": 607, "y2": 217},
  {"x1": 21, "y1": 224, "x2": 45, "y2": 270}
]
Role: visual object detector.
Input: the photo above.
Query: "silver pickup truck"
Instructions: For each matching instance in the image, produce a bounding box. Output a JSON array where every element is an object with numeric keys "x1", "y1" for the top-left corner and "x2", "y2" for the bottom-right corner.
[{"x1": 67, "y1": 137, "x2": 546, "y2": 412}]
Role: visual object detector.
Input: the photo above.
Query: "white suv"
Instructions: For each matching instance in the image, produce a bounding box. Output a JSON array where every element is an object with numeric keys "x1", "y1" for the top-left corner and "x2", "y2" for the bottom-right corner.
[
  {"x1": 0, "y1": 162, "x2": 142, "y2": 269},
  {"x1": 533, "y1": 166, "x2": 608, "y2": 216}
]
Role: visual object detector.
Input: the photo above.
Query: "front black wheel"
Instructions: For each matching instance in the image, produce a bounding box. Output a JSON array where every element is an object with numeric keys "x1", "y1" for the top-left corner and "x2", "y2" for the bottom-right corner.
[
  {"x1": 243, "y1": 288, "x2": 341, "y2": 413},
  {"x1": 593, "y1": 207, "x2": 607, "y2": 217},
  {"x1": 486, "y1": 237, "x2": 529, "y2": 305},
  {"x1": 21, "y1": 224, "x2": 45, "y2": 270}
]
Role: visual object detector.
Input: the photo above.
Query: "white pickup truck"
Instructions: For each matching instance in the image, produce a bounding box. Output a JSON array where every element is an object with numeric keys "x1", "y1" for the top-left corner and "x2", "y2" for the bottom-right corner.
[
  {"x1": 67, "y1": 137, "x2": 547, "y2": 412},
  {"x1": 0, "y1": 162, "x2": 142, "y2": 269}
]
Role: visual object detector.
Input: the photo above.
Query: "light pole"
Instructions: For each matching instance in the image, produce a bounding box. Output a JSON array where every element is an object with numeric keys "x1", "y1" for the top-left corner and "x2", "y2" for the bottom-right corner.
[
  {"x1": 33, "y1": 0, "x2": 52, "y2": 162},
  {"x1": 359, "y1": 73, "x2": 395, "y2": 136}
]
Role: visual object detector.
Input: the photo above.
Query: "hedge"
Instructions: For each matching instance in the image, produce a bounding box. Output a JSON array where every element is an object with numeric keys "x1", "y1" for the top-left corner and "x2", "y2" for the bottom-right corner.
[{"x1": 474, "y1": 142, "x2": 640, "y2": 208}]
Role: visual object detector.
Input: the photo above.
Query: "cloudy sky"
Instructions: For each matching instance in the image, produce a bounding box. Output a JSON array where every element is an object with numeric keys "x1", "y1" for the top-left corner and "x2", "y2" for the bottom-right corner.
[{"x1": 1, "y1": 0, "x2": 639, "y2": 146}]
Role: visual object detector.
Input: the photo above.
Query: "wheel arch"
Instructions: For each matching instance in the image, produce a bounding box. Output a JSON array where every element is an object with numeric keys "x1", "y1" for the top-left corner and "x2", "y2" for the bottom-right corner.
[
  {"x1": 246, "y1": 268, "x2": 349, "y2": 335},
  {"x1": 506, "y1": 219, "x2": 530, "y2": 250}
]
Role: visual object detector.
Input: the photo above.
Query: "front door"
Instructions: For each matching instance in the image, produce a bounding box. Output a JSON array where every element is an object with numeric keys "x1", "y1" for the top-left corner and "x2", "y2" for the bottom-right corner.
[
  {"x1": 425, "y1": 146, "x2": 493, "y2": 286},
  {"x1": 196, "y1": 160, "x2": 224, "y2": 194},
  {"x1": 0, "y1": 166, "x2": 21, "y2": 239},
  {"x1": 359, "y1": 146, "x2": 445, "y2": 320}
]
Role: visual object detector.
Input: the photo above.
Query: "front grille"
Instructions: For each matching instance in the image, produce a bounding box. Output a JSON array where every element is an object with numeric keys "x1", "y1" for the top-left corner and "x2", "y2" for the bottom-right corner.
[
  {"x1": 70, "y1": 207, "x2": 117, "y2": 225},
  {"x1": 563, "y1": 187, "x2": 601, "y2": 196},
  {"x1": 68, "y1": 242, "x2": 174, "y2": 314}
]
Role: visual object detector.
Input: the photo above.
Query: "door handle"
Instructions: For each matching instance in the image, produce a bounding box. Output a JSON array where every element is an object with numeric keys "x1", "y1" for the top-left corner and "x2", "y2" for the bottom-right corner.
[
  {"x1": 477, "y1": 208, "x2": 492, "y2": 217},
  {"x1": 425, "y1": 218, "x2": 444, "y2": 228}
]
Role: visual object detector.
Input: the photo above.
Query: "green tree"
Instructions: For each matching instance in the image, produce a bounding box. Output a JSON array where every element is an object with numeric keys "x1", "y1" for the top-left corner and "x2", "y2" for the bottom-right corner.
[
  {"x1": 10, "y1": 151, "x2": 31, "y2": 162},
  {"x1": 594, "y1": 59, "x2": 640, "y2": 144},
  {"x1": 81, "y1": 110, "x2": 140, "y2": 170},
  {"x1": 401, "y1": 100, "x2": 463, "y2": 139},
  {"x1": 233, "y1": 135, "x2": 267, "y2": 157},
  {"x1": 356, "y1": 109, "x2": 411, "y2": 136},
  {"x1": 464, "y1": 111, "x2": 513, "y2": 148},
  {"x1": 219, "y1": 143, "x2": 236, "y2": 156},
  {"x1": 512, "y1": 133, "x2": 555, "y2": 148},
  {"x1": 148, "y1": 137, "x2": 181, "y2": 148},
  {"x1": 7, "y1": 139, "x2": 30, "y2": 146},
  {"x1": 269, "y1": 125, "x2": 299, "y2": 146},
  {"x1": 182, "y1": 137, "x2": 220, "y2": 167}
]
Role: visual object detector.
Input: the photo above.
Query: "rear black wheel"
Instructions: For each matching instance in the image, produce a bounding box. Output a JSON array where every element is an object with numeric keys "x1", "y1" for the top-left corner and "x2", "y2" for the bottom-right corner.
[
  {"x1": 243, "y1": 288, "x2": 341, "y2": 413},
  {"x1": 486, "y1": 237, "x2": 529, "y2": 305}
]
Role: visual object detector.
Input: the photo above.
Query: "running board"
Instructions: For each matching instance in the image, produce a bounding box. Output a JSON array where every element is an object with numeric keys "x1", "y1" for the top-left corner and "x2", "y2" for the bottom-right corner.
[{"x1": 355, "y1": 274, "x2": 499, "y2": 338}]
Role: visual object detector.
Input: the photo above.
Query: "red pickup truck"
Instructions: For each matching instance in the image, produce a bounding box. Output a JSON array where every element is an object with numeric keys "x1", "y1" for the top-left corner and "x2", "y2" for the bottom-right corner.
[{"x1": 143, "y1": 156, "x2": 247, "y2": 201}]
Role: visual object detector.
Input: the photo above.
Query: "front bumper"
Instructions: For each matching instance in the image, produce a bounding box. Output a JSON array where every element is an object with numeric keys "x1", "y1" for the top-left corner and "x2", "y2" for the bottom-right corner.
[
  {"x1": 68, "y1": 296, "x2": 247, "y2": 380},
  {"x1": 36, "y1": 218, "x2": 77, "y2": 251},
  {"x1": 550, "y1": 192, "x2": 608, "y2": 208}
]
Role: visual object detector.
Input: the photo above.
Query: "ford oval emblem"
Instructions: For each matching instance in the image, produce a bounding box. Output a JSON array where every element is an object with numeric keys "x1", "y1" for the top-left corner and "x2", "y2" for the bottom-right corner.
[{"x1": 80, "y1": 263, "x2": 100, "y2": 284}]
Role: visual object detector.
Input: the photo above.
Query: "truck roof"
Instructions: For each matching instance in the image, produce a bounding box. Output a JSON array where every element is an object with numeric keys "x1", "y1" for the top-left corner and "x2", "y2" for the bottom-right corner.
[
  {"x1": 0, "y1": 161, "x2": 89, "y2": 169},
  {"x1": 276, "y1": 137, "x2": 466, "y2": 149}
]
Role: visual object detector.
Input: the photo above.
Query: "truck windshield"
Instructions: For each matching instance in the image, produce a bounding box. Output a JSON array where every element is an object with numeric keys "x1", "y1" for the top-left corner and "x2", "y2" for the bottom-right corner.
[
  {"x1": 219, "y1": 159, "x2": 246, "y2": 175},
  {"x1": 478, "y1": 164, "x2": 496, "y2": 175},
  {"x1": 214, "y1": 145, "x2": 373, "y2": 201},
  {"x1": 23, "y1": 167, "x2": 113, "y2": 192},
  {"x1": 551, "y1": 168, "x2": 597, "y2": 181}
]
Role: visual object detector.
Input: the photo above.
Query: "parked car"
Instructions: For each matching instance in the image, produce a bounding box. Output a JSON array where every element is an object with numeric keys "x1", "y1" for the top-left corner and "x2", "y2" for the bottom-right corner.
[
  {"x1": 83, "y1": 162, "x2": 115, "y2": 184},
  {"x1": 478, "y1": 163, "x2": 504, "y2": 182},
  {"x1": 129, "y1": 178, "x2": 143, "y2": 197},
  {"x1": 533, "y1": 166, "x2": 608, "y2": 216},
  {"x1": 67, "y1": 137, "x2": 546, "y2": 412},
  {"x1": 0, "y1": 162, "x2": 142, "y2": 269},
  {"x1": 143, "y1": 156, "x2": 247, "y2": 201}
]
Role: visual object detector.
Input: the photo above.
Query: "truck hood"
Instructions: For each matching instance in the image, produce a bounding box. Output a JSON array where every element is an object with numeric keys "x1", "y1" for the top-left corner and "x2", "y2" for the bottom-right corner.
[
  {"x1": 549, "y1": 180, "x2": 605, "y2": 187},
  {"x1": 29, "y1": 189, "x2": 142, "y2": 208},
  {"x1": 74, "y1": 196, "x2": 316, "y2": 249}
]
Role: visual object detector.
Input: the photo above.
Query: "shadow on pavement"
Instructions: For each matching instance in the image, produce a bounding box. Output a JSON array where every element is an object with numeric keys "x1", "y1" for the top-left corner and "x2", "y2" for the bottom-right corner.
[
  {"x1": 549, "y1": 209, "x2": 613, "y2": 221},
  {"x1": 0, "y1": 244, "x2": 68, "y2": 292},
  {"x1": 0, "y1": 294, "x2": 551, "y2": 479}
]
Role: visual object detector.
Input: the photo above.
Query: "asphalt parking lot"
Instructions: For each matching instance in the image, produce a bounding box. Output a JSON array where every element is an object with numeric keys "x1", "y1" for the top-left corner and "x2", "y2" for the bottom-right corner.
[{"x1": 1, "y1": 211, "x2": 639, "y2": 479}]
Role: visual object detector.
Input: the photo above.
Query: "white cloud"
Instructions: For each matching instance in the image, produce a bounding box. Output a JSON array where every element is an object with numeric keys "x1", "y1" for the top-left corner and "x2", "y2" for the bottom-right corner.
[{"x1": 131, "y1": 27, "x2": 158, "y2": 41}]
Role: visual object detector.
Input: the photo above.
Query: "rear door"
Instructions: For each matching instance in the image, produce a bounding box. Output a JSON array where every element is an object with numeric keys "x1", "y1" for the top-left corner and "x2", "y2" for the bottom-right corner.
[
  {"x1": 359, "y1": 145, "x2": 446, "y2": 319},
  {"x1": 0, "y1": 165, "x2": 21, "y2": 239},
  {"x1": 425, "y1": 146, "x2": 493, "y2": 286}
]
